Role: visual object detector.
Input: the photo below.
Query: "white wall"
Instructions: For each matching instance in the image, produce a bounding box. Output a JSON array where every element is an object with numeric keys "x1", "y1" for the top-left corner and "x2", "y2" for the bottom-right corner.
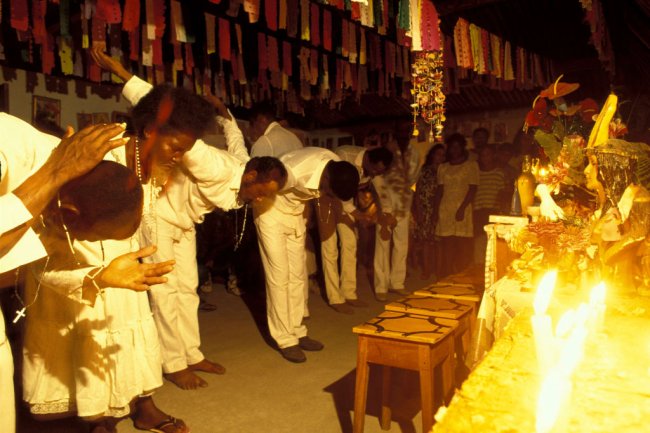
[{"x1": 2, "y1": 68, "x2": 130, "y2": 131}]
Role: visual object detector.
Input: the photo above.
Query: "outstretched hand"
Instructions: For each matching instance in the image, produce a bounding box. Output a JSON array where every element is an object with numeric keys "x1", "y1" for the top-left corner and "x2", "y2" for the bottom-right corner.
[
  {"x1": 97, "y1": 245, "x2": 175, "y2": 291},
  {"x1": 51, "y1": 123, "x2": 128, "y2": 185}
]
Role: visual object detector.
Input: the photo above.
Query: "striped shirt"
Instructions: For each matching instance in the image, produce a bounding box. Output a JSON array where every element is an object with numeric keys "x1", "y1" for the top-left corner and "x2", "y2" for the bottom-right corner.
[{"x1": 475, "y1": 167, "x2": 505, "y2": 210}]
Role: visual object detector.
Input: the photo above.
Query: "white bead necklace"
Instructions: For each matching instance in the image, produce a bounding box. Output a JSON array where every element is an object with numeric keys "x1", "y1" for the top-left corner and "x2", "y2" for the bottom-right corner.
[
  {"x1": 316, "y1": 198, "x2": 331, "y2": 224},
  {"x1": 134, "y1": 140, "x2": 160, "y2": 245},
  {"x1": 234, "y1": 204, "x2": 248, "y2": 251}
]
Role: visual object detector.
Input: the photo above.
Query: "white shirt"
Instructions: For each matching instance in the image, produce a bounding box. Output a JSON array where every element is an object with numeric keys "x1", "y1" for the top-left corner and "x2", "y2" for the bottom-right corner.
[
  {"x1": 0, "y1": 113, "x2": 59, "y2": 273},
  {"x1": 122, "y1": 76, "x2": 249, "y2": 229},
  {"x1": 251, "y1": 122, "x2": 303, "y2": 157},
  {"x1": 334, "y1": 145, "x2": 369, "y2": 184},
  {"x1": 273, "y1": 147, "x2": 355, "y2": 215}
]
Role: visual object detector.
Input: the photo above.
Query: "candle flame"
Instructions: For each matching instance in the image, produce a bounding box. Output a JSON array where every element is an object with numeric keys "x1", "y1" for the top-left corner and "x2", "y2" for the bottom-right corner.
[
  {"x1": 534, "y1": 271, "x2": 558, "y2": 315},
  {"x1": 555, "y1": 309, "x2": 576, "y2": 339}
]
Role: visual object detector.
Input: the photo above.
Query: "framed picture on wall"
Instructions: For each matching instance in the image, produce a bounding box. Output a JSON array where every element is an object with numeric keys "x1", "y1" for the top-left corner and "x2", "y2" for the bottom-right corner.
[
  {"x1": 77, "y1": 113, "x2": 93, "y2": 130},
  {"x1": 0, "y1": 84, "x2": 8, "y2": 112},
  {"x1": 92, "y1": 112, "x2": 110, "y2": 124},
  {"x1": 32, "y1": 95, "x2": 61, "y2": 129},
  {"x1": 112, "y1": 111, "x2": 130, "y2": 124}
]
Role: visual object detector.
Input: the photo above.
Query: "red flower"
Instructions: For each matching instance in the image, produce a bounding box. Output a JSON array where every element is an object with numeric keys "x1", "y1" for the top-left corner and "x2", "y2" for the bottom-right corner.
[{"x1": 525, "y1": 97, "x2": 548, "y2": 128}]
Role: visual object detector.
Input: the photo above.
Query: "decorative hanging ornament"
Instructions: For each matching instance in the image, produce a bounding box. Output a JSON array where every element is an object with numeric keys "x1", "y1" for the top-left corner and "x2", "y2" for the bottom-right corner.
[{"x1": 411, "y1": 50, "x2": 445, "y2": 142}]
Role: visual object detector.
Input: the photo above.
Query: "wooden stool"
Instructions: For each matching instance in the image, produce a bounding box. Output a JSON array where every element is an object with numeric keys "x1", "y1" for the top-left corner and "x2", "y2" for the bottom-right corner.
[
  {"x1": 352, "y1": 311, "x2": 457, "y2": 433},
  {"x1": 385, "y1": 295, "x2": 475, "y2": 361},
  {"x1": 414, "y1": 282, "x2": 482, "y2": 304}
]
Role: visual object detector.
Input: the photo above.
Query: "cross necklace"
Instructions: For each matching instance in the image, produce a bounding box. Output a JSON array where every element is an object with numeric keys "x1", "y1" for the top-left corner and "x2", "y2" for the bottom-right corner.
[{"x1": 13, "y1": 256, "x2": 50, "y2": 323}]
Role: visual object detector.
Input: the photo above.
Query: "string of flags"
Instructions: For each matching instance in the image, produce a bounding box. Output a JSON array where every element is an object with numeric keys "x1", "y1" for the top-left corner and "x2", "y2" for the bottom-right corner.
[
  {"x1": 449, "y1": 17, "x2": 553, "y2": 92},
  {"x1": 0, "y1": 0, "x2": 553, "y2": 117},
  {"x1": 1, "y1": 0, "x2": 419, "y2": 114}
]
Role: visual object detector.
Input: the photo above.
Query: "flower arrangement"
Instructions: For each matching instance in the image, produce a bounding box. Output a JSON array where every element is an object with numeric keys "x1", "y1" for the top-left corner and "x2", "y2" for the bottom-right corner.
[{"x1": 524, "y1": 76, "x2": 599, "y2": 189}]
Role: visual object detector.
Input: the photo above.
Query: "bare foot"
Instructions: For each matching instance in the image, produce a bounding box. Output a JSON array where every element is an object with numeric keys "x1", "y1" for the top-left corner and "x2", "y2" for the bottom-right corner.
[
  {"x1": 164, "y1": 368, "x2": 208, "y2": 389},
  {"x1": 188, "y1": 358, "x2": 226, "y2": 375},
  {"x1": 132, "y1": 396, "x2": 190, "y2": 433}
]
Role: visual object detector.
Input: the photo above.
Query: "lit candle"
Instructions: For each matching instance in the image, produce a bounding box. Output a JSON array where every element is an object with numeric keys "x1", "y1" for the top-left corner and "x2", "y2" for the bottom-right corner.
[
  {"x1": 531, "y1": 271, "x2": 558, "y2": 374},
  {"x1": 536, "y1": 368, "x2": 570, "y2": 433},
  {"x1": 588, "y1": 282, "x2": 606, "y2": 331},
  {"x1": 536, "y1": 304, "x2": 589, "y2": 433}
]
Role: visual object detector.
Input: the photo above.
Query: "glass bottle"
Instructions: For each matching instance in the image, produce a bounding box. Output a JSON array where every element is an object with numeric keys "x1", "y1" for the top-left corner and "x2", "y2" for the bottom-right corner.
[{"x1": 517, "y1": 155, "x2": 536, "y2": 216}]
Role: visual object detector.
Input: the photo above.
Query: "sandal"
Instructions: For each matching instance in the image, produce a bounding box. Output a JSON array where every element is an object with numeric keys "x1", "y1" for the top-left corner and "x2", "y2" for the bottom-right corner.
[{"x1": 135, "y1": 416, "x2": 188, "y2": 433}]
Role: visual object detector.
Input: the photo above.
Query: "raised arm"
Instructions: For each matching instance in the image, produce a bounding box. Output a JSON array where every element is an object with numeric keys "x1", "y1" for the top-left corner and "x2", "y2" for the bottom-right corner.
[
  {"x1": 203, "y1": 90, "x2": 249, "y2": 162},
  {"x1": 90, "y1": 46, "x2": 134, "y2": 83}
]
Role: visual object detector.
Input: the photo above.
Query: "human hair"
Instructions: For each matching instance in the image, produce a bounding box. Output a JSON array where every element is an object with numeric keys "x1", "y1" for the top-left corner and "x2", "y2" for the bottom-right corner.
[
  {"x1": 59, "y1": 161, "x2": 143, "y2": 224},
  {"x1": 473, "y1": 127, "x2": 489, "y2": 138},
  {"x1": 366, "y1": 147, "x2": 393, "y2": 168},
  {"x1": 326, "y1": 161, "x2": 360, "y2": 201},
  {"x1": 248, "y1": 102, "x2": 277, "y2": 123},
  {"x1": 445, "y1": 133, "x2": 468, "y2": 161},
  {"x1": 130, "y1": 85, "x2": 216, "y2": 139},
  {"x1": 245, "y1": 156, "x2": 288, "y2": 189},
  {"x1": 425, "y1": 144, "x2": 445, "y2": 166},
  {"x1": 446, "y1": 133, "x2": 467, "y2": 148}
]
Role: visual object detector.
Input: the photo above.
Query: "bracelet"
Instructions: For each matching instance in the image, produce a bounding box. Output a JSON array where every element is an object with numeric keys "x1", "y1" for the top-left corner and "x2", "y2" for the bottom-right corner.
[{"x1": 87, "y1": 266, "x2": 106, "y2": 297}]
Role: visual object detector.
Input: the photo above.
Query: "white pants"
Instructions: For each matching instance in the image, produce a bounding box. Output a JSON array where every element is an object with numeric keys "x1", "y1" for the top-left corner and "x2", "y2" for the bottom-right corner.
[
  {"x1": 255, "y1": 208, "x2": 308, "y2": 349},
  {"x1": 147, "y1": 221, "x2": 203, "y2": 373},
  {"x1": 374, "y1": 214, "x2": 409, "y2": 293},
  {"x1": 0, "y1": 312, "x2": 15, "y2": 433},
  {"x1": 317, "y1": 196, "x2": 358, "y2": 304}
]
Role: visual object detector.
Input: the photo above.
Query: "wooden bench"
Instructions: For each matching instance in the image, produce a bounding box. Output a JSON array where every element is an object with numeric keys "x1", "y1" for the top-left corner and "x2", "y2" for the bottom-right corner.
[{"x1": 352, "y1": 311, "x2": 457, "y2": 433}]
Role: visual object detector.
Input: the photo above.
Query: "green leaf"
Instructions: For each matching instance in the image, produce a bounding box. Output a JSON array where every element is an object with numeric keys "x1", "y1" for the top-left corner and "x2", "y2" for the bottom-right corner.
[{"x1": 534, "y1": 130, "x2": 562, "y2": 161}]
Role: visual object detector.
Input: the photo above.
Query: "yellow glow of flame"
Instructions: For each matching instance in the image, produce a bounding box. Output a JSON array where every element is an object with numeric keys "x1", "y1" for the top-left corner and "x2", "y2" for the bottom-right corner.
[
  {"x1": 534, "y1": 271, "x2": 558, "y2": 316},
  {"x1": 555, "y1": 309, "x2": 576, "y2": 339},
  {"x1": 589, "y1": 282, "x2": 606, "y2": 307},
  {"x1": 536, "y1": 370, "x2": 567, "y2": 433}
]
